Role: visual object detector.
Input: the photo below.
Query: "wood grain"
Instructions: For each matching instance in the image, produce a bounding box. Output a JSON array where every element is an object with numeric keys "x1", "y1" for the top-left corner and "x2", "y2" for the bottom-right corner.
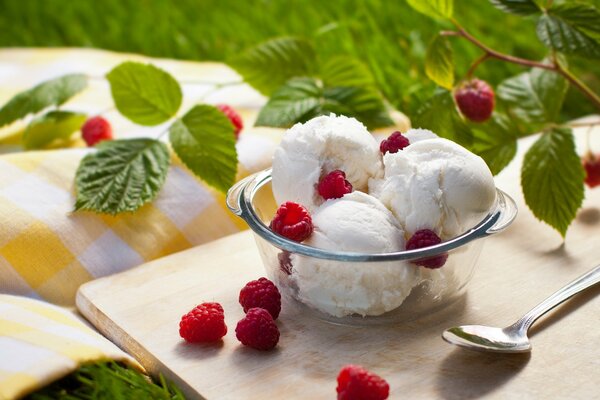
[{"x1": 77, "y1": 130, "x2": 600, "y2": 400}]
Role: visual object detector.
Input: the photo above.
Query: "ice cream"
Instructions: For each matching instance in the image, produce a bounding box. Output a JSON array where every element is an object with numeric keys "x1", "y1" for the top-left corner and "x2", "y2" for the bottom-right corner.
[
  {"x1": 290, "y1": 192, "x2": 418, "y2": 317},
  {"x1": 272, "y1": 114, "x2": 383, "y2": 211},
  {"x1": 370, "y1": 135, "x2": 496, "y2": 239}
]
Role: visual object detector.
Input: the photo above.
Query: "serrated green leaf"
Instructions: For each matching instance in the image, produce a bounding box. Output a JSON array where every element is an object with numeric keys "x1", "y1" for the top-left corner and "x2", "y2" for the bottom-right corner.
[
  {"x1": 23, "y1": 111, "x2": 86, "y2": 150},
  {"x1": 497, "y1": 68, "x2": 568, "y2": 124},
  {"x1": 75, "y1": 138, "x2": 170, "y2": 215},
  {"x1": 228, "y1": 37, "x2": 317, "y2": 96},
  {"x1": 255, "y1": 76, "x2": 393, "y2": 130},
  {"x1": 0, "y1": 74, "x2": 87, "y2": 128},
  {"x1": 406, "y1": 0, "x2": 453, "y2": 20},
  {"x1": 521, "y1": 127, "x2": 584, "y2": 237},
  {"x1": 411, "y1": 89, "x2": 474, "y2": 147},
  {"x1": 536, "y1": 4, "x2": 600, "y2": 58},
  {"x1": 320, "y1": 55, "x2": 376, "y2": 88},
  {"x1": 106, "y1": 62, "x2": 182, "y2": 126},
  {"x1": 425, "y1": 35, "x2": 454, "y2": 90},
  {"x1": 489, "y1": 0, "x2": 541, "y2": 15},
  {"x1": 470, "y1": 114, "x2": 518, "y2": 175},
  {"x1": 169, "y1": 104, "x2": 237, "y2": 193}
]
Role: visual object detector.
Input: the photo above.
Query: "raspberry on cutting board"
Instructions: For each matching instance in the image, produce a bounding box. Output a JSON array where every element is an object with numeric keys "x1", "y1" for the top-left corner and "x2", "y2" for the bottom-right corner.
[
  {"x1": 239, "y1": 277, "x2": 281, "y2": 319},
  {"x1": 179, "y1": 302, "x2": 227, "y2": 343},
  {"x1": 336, "y1": 364, "x2": 390, "y2": 400},
  {"x1": 235, "y1": 307, "x2": 280, "y2": 350}
]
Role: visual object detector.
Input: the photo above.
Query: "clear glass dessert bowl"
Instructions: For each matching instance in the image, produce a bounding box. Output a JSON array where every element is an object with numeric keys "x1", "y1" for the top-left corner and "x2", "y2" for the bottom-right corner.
[{"x1": 227, "y1": 168, "x2": 518, "y2": 325}]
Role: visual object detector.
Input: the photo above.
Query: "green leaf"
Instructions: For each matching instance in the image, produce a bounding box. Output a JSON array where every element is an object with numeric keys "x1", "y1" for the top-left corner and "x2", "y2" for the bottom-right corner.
[
  {"x1": 169, "y1": 104, "x2": 238, "y2": 193},
  {"x1": 536, "y1": 4, "x2": 600, "y2": 58},
  {"x1": 411, "y1": 89, "x2": 473, "y2": 147},
  {"x1": 521, "y1": 127, "x2": 584, "y2": 237},
  {"x1": 74, "y1": 138, "x2": 170, "y2": 215},
  {"x1": 23, "y1": 111, "x2": 86, "y2": 150},
  {"x1": 255, "y1": 76, "x2": 393, "y2": 130},
  {"x1": 406, "y1": 0, "x2": 453, "y2": 20},
  {"x1": 320, "y1": 55, "x2": 376, "y2": 88},
  {"x1": 470, "y1": 114, "x2": 518, "y2": 175},
  {"x1": 425, "y1": 35, "x2": 454, "y2": 90},
  {"x1": 106, "y1": 62, "x2": 182, "y2": 126},
  {"x1": 0, "y1": 74, "x2": 87, "y2": 128},
  {"x1": 228, "y1": 37, "x2": 317, "y2": 96},
  {"x1": 489, "y1": 0, "x2": 541, "y2": 15},
  {"x1": 497, "y1": 68, "x2": 568, "y2": 124}
]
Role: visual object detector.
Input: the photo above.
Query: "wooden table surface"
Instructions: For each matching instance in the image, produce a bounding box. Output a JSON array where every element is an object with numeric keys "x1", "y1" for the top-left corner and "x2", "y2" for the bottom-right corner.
[{"x1": 77, "y1": 126, "x2": 600, "y2": 399}]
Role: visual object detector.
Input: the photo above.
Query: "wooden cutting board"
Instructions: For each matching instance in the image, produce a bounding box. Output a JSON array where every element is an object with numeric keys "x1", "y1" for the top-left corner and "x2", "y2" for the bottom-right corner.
[{"x1": 77, "y1": 135, "x2": 600, "y2": 399}]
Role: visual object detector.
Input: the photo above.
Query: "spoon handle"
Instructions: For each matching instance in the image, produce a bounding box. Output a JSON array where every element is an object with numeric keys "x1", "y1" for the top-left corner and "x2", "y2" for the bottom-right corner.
[{"x1": 513, "y1": 263, "x2": 600, "y2": 332}]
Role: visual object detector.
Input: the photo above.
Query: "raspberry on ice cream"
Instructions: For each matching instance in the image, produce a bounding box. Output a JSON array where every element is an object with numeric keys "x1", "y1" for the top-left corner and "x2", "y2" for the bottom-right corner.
[
  {"x1": 406, "y1": 229, "x2": 448, "y2": 269},
  {"x1": 336, "y1": 364, "x2": 390, "y2": 400},
  {"x1": 270, "y1": 201, "x2": 313, "y2": 242},
  {"x1": 235, "y1": 307, "x2": 280, "y2": 350},
  {"x1": 318, "y1": 170, "x2": 353, "y2": 200},
  {"x1": 380, "y1": 131, "x2": 410, "y2": 154},
  {"x1": 239, "y1": 277, "x2": 281, "y2": 319},
  {"x1": 454, "y1": 78, "x2": 495, "y2": 123},
  {"x1": 179, "y1": 302, "x2": 227, "y2": 343},
  {"x1": 81, "y1": 116, "x2": 113, "y2": 146},
  {"x1": 216, "y1": 104, "x2": 243, "y2": 139}
]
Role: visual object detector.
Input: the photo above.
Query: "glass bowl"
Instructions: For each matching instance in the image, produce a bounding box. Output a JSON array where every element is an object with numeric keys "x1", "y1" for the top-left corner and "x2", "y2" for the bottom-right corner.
[{"x1": 227, "y1": 168, "x2": 517, "y2": 325}]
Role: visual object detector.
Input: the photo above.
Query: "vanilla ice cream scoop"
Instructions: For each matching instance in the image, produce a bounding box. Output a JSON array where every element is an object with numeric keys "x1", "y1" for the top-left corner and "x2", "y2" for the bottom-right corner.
[
  {"x1": 291, "y1": 192, "x2": 418, "y2": 317},
  {"x1": 272, "y1": 114, "x2": 383, "y2": 211},
  {"x1": 370, "y1": 137, "x2": 496, "y2": 240}
]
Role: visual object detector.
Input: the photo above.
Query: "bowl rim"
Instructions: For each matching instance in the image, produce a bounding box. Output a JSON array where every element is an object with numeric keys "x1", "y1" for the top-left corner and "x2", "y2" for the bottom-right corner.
[{"x1": 227, "y1": 168, "x2": 517, "y2": 262}]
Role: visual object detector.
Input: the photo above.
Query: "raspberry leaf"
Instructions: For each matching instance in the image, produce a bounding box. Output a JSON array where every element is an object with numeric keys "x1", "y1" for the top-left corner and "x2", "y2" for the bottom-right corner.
[
  {"x1": 521, "y1": 127, "x2": 584, "y2": 237},
  {"x1": 23, "y1": 111, "x2": 86, "y2": 150},
  {"x1": 411, "y1": 89, "x2": 473, "y2": 148},
  {"x1": 489, "y1": 0, "x2": 541, "y2": 16},
  {"x1": 425, "y1": 35, "x2": 454, "y2": 90},
  {"x1": 470, "y1": 114, "x2": 518, "y2": 175},
  {"x1": 0, "y1": 74, "x2": 87, "y2": 128},
  {"x1": 169, "y1": 104, "x2": 238, "y2": 193},
  {"x1": 406, "y1": 0, "x2": 453, "y2": 21},
  {"x1": 74, "y1": 138, "x2": 170, "y2": 215},
  {"x1": 228, "y1": 37, "x2": 317, "y2": 96},
  {"x1": 106, "y1": 62, "x2": 182, "y2": 126},
  {"x1": 497, "y1": 68, "x2": 568, "y2": 125},
  {"x1": 536, "y1": 4, "x2": 600, "y2": 58}
]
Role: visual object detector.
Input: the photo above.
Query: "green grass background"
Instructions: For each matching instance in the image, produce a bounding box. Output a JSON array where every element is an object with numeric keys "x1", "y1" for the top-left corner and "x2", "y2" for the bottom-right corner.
[{"x1": 1, "y1": 0, "x2": 598, "y2": 118}]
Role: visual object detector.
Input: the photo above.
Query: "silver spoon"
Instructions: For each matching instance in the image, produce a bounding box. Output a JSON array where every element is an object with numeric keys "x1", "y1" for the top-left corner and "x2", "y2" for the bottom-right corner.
[{"x1": 442, "y1": 263, "x2": 600, "y2": 353}]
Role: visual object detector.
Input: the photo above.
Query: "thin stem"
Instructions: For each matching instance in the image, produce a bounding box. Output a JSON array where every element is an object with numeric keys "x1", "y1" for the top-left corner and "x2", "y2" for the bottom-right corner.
[
  {"x1": 466, "y1": 53, "x2": 491, "y2": 79},
  {"x1": 555, "y1": 65, "x2": 600, "y2": 110}
]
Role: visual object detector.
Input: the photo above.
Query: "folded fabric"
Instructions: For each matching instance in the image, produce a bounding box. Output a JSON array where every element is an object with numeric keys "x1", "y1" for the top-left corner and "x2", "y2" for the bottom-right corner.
[
  {"x1": 0, "y1": 135, "x2": 276, "y2": 306},
  {"x1": 0, "y1": 294, "x2": 142, "y2": 400}
]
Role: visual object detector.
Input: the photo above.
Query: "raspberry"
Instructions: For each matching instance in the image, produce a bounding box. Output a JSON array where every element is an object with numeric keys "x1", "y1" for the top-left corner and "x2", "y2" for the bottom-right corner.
[
  {"x1": 336, "y1": 364, "x2": 390, "y2": 400},
  {"x1": 454, "y1": 79, "x2": 495, "y2": 123},
  {"x1": 380, "y1": 131, "x2": 410, "y2": 154},
  {"x1": 179, "y1": 302, "x2": 227, "y2": 343},
  {"x1": 270, "y1": 202, "x2": 313, "y2": 242},
  {"x1": 239, "y1": 277, "x2": 281, "y2": 319},
  {"x1": 318, "y1": 170, "x2": 353, "y2": 200},
  {"x1": 216, "y1": 104, "x2": 243, "y2": 139},
  {"x1": 235, "y1": 308, "x2": 280, "y2": 350},
  {"x1": 81, "y1": 116, "x2": 113, "y2": 146},
  {"x1": 583, "y1": 152, "x2": 600, "y2": 188},
  {"x1": 406, "y1": 229, "x2": 448, "y2": 269}
]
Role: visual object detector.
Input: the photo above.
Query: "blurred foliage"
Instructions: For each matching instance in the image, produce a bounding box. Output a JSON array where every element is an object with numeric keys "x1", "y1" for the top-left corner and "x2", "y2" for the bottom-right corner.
[{"x1": 0, "y1": 0, "x2": 597, "y2": 118}]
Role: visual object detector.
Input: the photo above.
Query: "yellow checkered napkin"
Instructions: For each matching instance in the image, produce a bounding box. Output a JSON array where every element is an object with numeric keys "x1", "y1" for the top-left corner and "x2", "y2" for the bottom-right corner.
[
  {"x1": 0, "y1": 134, "x2": 276, "y2": 306},
  {"x1": 0, "y1": 294, "x2": 142, "y2": 400}
]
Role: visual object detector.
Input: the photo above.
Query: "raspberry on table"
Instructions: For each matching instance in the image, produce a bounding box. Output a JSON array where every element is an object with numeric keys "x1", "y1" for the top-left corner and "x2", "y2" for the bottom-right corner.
[
  {"x1": 583, "y1": 152, "x2": 600, "y2": 188},
  {"x1": 406, "y1": 229, "x2": 448, "y2": 269},
  {"x1": 453, "y1": 78, "x2": 495, "y2": 123},
  {"x1": 235, "y1": 307, "x2": 280, "y2": 350},
  {"x1": 270, "y1": 201, "x2": 313, "y2": 242},
  {"x1": 81, "y1": 116, "x2": 113, "y2": 146},
  {"x1": 239, "y1": 277, "x2": 281, "y2": 319},
  {"x1": 318, "y1": 170, "x2": 353, "y2": 200},
  {"x1": 179, "y1": 302, "x2": 227, "y2": 343},
  {"x1": 336, "y1": 364, "x2": 390, "y2": 400},
  {"x1": 216, "y1": 104, "x2": 244, "y2": 139},
  {"x1": 380, "y1": 131, "x2": 410, "y2": 154}
]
